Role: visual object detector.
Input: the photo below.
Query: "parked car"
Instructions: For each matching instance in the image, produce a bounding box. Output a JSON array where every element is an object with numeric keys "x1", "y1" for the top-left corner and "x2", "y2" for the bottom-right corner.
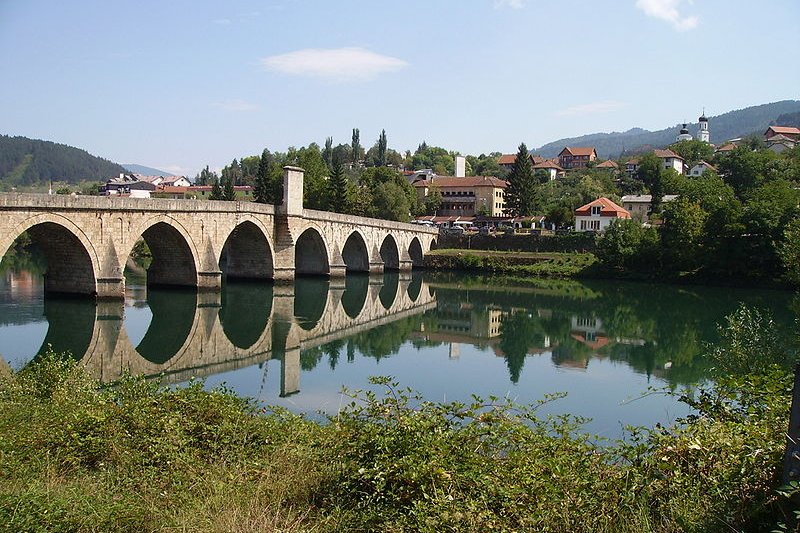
[{"x1": 445, "y1": 226, "x2": 465, "y2": 235}]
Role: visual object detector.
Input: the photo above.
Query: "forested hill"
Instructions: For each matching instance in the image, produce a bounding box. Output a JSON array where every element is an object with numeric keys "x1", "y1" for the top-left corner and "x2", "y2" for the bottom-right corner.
[
  {"x1": 0, "y1": 135, "x2": 125, "y2": 186},
  {"x1": 535, "y1": 100, "x2": 800, "y2": 159}
]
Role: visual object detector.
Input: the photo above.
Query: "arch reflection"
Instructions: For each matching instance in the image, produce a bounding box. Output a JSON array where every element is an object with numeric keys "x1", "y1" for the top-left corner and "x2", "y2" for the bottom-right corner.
[
  {"x1": 220, "y1": 281, "x2": 273, "y2": 349},
  {"x1": 135, "y1": 288, "x2": 197, "y2": 364},
  {"x1": 294, "y1": 277, "x2": 330, "y2": 330},
  {"x1": 341, "y1": 273, "x2": 369, "y2": 319},
  {"x1": 379, "y1": 271, "x2": 399, "y2": 310},
  {"x1": 36, "y1": 296, "x2": 97, "y2": 361}
]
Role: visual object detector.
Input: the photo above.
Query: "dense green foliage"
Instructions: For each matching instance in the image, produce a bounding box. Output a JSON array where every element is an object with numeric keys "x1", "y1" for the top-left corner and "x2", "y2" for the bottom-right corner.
[
  {"x1": 0, "y1": 135, "x2": 126, "y2": 187},
  {"x1": 595, "y1": 144, "x2": 800, "y2": 286},
  {"x1": 0, "y1": 301, "x2": 795, "y2": 533}
]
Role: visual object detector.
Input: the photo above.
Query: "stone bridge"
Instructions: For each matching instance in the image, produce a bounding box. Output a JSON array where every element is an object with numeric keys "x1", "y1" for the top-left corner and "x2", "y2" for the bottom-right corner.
[
  {"x1": 8, "y1": 273, "x2": 436, "y2": 396},
  {"x1": 0, "y1": 167, "x2": 438, "y2": 298}
]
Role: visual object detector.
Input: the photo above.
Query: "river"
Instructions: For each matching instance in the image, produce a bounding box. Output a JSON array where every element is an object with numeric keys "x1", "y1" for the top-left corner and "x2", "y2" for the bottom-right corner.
[{"x1": 1, "y1": 258, "x2": 796, "y2": 439}]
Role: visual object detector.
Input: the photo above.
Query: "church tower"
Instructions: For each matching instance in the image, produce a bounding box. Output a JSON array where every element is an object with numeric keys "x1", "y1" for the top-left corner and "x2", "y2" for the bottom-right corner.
[
  {"x1": 697, "y1": 110, "x2": 710, "y2": 143},
  {"x1": 676, "y1": 123, "x2": 693, "y2": 142}
]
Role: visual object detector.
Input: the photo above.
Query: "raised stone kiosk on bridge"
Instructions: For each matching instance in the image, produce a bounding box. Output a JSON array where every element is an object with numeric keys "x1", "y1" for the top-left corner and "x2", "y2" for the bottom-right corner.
[{"x1": 0, "y1": 166, "x2": 438, "y2": 298}]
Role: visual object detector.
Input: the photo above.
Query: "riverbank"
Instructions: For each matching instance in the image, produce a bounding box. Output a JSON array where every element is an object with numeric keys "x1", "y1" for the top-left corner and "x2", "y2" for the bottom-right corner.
[{"x1": 0, "y1": 348, "x2": 792, "y2": 532}]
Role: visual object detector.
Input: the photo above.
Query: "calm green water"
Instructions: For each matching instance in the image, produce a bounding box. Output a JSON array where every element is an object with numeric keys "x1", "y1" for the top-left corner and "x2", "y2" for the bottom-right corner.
[{"x1": 1, "y1": 260, "x2": 797, "y2": 439}]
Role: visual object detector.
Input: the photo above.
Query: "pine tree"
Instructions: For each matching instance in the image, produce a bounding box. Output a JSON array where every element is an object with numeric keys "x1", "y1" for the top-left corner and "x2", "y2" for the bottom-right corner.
[
  {"x1": 351, "y1": 128, "x2": 361, "y2": 166},
  {"x1": 222, "y1": 175, "x2": 236, "y2": 201},
  {"x1": 505, "y1": 143, "x2": 536, "y2": 216},
  {"x1": 254, "y1": 148, "x2": 271, "y2": 204},
  {"x1": 323, "y1": 137, "x2": 333, "y2": 170},
  {"x1": 377, "y1": 129, "x2": 387, "y2": 166},
  {"x1": 328, "y1": 160, "x2": 348, "y2": 213},
  {"x1": 209, "y1": 177, "x2": 223, "y2": 200}
]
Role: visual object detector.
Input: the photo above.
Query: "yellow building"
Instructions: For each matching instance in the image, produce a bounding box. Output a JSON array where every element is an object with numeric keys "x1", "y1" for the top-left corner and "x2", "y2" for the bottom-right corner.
[{"x1": 413, "y1": 175, "x2": 508, "y2": 217}]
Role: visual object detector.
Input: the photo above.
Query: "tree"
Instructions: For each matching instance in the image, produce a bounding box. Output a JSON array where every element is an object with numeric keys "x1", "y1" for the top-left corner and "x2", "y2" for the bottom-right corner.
[
  {"x1": 596, "y1": 218, "x2": 660, "y2": 271},
  {"x1": 328, "y1": 160, "x2": 348, "y2": 213},
  {"x1": 209, "y1": 177, "x2": 223, "y2": 200},
  {"x1": 377, "y1": 129, "x2": 387, "y2": 167},
  {"x1": 670, "y1": 139, "x2": 714, "y2": 168},
  {"x1": 372, "y1": 182, "x2": 411, "y2": 222},
  {"x1": 424, "y1": 185, "x2": 443, "y2": 215},
  {"x1": 661, "y1": 198, "x2": 708, "y2": 271},
  {"x1": 253, "y1": 148, "x2": 272, "y2": 204},
  {"x1": 505, "y1": 143, "x2": 536, "y2": 216},
  {"x1": 636, "y1": 153, "x2": 664, "y2": 212},
  {"x1": 323, "y1": 137, "x2": 334, "y2": 170},
  {"x1": 351, "y1": 128, "x2": 362, "y2": 166},
  {"x1": 779, "y1": 218, "x2": 800, "y2": 286},
  {"x1": 194, "y1": 166, "x2": 217, "y2": 186},
  {"x1": 222, "y1": 174, "x2": 236, "y2": 201}
]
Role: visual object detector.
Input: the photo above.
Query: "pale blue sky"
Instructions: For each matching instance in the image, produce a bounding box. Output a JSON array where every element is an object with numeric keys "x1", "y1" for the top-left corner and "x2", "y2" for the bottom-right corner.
[{"x1": 1, "y1": 0, "x2": 798, "y2": 176}]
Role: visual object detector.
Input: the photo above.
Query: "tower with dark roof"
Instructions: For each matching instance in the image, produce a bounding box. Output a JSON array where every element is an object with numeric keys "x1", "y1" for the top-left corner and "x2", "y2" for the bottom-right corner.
[
  {"x1": 697, "y1": 110, "x2": 710, "y2": 143},
  {"x1": 677, "y1": 123, "x2": 693, "y2": 142}
]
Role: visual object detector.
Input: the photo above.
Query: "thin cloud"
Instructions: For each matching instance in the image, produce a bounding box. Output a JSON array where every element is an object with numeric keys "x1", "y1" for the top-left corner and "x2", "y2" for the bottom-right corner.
[
  {"x1": 635, "y1": 0, "x2": 699, "y2": 31},
  {"x1": 493, "y1": 0, "x2": 525, "y2": 8},
  {"x1": 213, "y1": 99, "x2": 260, "y2": 112},
  {"x1": 556, "y1": 100, "x2": 627, "y2": 117},
  {"x1": 261, "y1": 47, "x2": 408, "y2": 82}
]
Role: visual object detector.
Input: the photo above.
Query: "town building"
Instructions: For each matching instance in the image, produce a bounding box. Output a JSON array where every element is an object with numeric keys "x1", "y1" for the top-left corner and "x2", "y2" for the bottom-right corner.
[
  {"x1": 688, "y1": 160, "x2": 717, "y2": 177},
  {"x1": 101, "y1": 174, "x2": 157, "y2": 196},
  {"x1": 676, "y1": 123, "x2": 693, "y2": 142},
  {"x1": 697, "y1": 112, "x2": 710, "y2": 143},
  {"x1": 764, "y1": 125, "x2": 800, "y2": 141},
  {"x1": 574, "y1": 197, "x2": 630, "y2": 232},
  {"x1": 621, "y1": 194, "x2": 678, "y2": 222},
  {"x1": 654, "y1": 149, "x2": 685, "y2": 173},
  {"x1": 765, "y1": 134, "x2": 798, "y2": 153},
  {"x1": 498, "y1": 153, "x2": 544, "y2": 172},
  {"x1": 595, "y1": 160, "x2": 619, "y2": 172},
  {"x1": 413, "y1": 175, "x2": 508, "y2": 217},
  {"x1": 532, "y1": 158, "x2": 565, "y2": 180},
  {"x1": 558, "y1": 147, "x2": 597, "y2": 170}
]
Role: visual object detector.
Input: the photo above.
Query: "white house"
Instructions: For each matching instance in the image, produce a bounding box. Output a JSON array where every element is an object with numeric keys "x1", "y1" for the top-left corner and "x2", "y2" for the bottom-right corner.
[
  {"x1": 160, "y1": 175, "x2": 192, "y2": 187},
  {"x1": 574, "y1": 197, "x2": 630, "y2": 232},
  {"x1": 621, "y1": 194, "x2": 678, "y2": 222},
  {"x1": 688, "y1": 160, "x2": 717, "y2": 177},
  {"x1": 653, "y1": 149, "x2": 685, "y2": 173}
]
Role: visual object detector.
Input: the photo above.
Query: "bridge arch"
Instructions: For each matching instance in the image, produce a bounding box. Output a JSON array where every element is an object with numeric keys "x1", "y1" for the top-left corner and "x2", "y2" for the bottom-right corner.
[
  {"x1": 379, "y1": 234, "x2": 400, "y2": 271},
  {"x1": 295, "y1": 227, "x2": 330, "y2": 276},
  {"x1": 220, "y1": 219, "x2": 275, "y2": 280},
  {"x1": 408, "y1": 237, "x2": 424, "y2": 268},
  {"x1": 341, "y1": 230, "x2": 370, "y2": 273},
  {"x1": 1, "y1": 214, "x2": 100, "y2": 295},
  {"x1": 379, "y1": 272, "x2": 400, "y2": 310},
  {"x1": 126, "y1": 216, "x2": 200, "y2": 288}
]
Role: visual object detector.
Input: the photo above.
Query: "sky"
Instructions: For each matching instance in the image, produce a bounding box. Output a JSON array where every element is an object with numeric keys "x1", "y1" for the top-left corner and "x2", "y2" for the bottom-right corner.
[{"x1": 1, "y1": 0, "x2": 798, "y2": 177}]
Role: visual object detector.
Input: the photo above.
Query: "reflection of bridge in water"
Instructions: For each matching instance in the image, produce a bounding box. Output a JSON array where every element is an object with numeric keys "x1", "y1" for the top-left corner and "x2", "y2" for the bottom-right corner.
[{"x1": 8, "y1": 273, "x2": 435, "y2": 396}]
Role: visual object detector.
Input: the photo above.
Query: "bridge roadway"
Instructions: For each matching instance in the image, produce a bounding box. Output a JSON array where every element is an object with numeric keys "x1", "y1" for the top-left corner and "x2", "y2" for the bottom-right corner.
[
  {"x1": 3, "y1": 273, "x2": 436, "y2": 396},
  {"x1": 0, "y1": 166, "x2": 438, "y2": 298}
]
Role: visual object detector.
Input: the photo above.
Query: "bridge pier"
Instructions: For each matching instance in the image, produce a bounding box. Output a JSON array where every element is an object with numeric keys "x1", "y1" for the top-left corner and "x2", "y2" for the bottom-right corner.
[{"x1": 96, "y1": 277, "x2": 126, "y2": 299}]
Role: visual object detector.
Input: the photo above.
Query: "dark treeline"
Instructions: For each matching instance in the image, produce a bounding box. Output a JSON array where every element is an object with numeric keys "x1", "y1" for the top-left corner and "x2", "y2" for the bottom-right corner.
[{"x1": 0, "y1": 135, "x2": 126, "y2": 187}]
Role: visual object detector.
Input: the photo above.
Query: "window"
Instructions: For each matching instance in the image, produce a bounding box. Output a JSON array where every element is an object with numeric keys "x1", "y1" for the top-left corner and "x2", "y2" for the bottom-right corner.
[{"x1": 591, "y1": 205, "x2": 601, "y2": 216}]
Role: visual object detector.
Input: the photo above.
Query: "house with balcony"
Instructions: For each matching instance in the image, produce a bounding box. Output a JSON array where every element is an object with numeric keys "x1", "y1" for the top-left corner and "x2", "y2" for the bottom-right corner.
[
  {"x1": 558, "y1": 147, "x2": 597, "y2": 170},
  {"x1": 574, "y1": 197, "x2": 630, "y2": 232},
  {"x1": 621, "y1": 194, "x2": 678, "y2": 222},
  {"x1": 413, "y1": 175, "x2": 508, "y2": 217}
]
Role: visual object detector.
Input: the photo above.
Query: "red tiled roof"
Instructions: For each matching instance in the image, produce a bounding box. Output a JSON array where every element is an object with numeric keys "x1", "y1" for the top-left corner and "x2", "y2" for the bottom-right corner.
[
  {"x1": 497, "y1": 154, "x2": 517, "y2": 165},
  {"x1": 694, "y1": 160, "x2": 717, "y2": 171},
  {"x1": 532, "y1": 160, "x2": 564, "y2": 170},
  {"x1": 560, "y1": 147, "x2": 597, "y2": 157},
  {"x1": 413, "y1": 176, "x2": 507, "y2": 188},
  {"x1": 596, "y1": 160, "x2": 619, "y2": 169},
  {"x1": 574, "y1": 197, "x2": 630, "y2": 218},
  {"x1": 765, "y1": 126, "x2": 800, "y2": 137},
  {"x1": 715, "y1": 143, "x2": 737, "y2": 152},
  {"x1": 653, "y1": 149, "x2": 683, "y2": 160}
]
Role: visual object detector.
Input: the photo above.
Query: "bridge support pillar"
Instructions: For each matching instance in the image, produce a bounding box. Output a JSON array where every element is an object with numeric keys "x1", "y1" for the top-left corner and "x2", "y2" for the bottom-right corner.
[
  {"x1": 197, "y1": 270, "x2": 222, "y2": 292},
  {"x1": 96, "y1": 277, "x2": 125, "y2": 299},
  {"x1": 398, "y1": 260, "x2": 413, "y2": 272},
  {"x1": 330, "y1": 264, "x2": 346, "y2": 278},
  {"x1": 369, "y1": 261, "x2": 384, "y2": 274}
]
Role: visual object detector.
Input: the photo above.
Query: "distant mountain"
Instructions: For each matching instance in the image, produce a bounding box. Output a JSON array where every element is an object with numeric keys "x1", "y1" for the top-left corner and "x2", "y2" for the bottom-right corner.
[
  {"x1": 535, "y1": 100, "x2": 800, "y2": 159},
  {"x1": 123, "y1": 163, "x2": 173, "y2": 176},
  {"x1": 0, "y1": 135, "x2": 125, "y2": 186}
]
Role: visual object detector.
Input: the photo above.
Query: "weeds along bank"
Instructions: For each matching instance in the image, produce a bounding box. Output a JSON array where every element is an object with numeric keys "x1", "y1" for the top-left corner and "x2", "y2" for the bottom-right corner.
[{"x1": 0, "y1": 306, "x2": 796, "y2": 532}]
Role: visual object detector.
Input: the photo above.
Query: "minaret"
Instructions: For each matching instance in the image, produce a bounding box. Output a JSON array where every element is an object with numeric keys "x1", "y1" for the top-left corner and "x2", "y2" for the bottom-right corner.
[{"x1": 697, "y1": 109, "x2": 710, "y2": 143}]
